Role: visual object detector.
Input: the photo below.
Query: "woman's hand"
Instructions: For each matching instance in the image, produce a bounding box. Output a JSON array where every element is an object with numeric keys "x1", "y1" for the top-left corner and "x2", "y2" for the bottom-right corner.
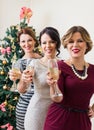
[
  {"x1": 47, "y1": 71, "x2": 63, "y2": 102},
  {"x1": 46, "y1": 70, "x2": 61, "y2": 86},
  {"x1": 88, "y1": 105, "x2": 94, "y2": 118},
  {"x1": 46, "y1": 71, "x2": 56, "y2": 87},
  {"x1": 21, "y1": 69, "x2": 33, "y2": 84},
  {"x1": 17, "y1": 69, "x2": 34, "y2": 93},
  {"x1": 8, "y1": 69, "x2": 21, "y2": 81}
]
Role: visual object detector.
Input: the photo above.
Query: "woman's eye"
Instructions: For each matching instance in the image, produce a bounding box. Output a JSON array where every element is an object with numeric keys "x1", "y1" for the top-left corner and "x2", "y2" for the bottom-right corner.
[
  {"x1": 42, "y1": 42, "x2": 46, "y2": 44},
  {"x1": 77, "y1": 40, "x2": 83, "y2": 43},
  {"x1": 41, "y1": 40, "x2": 56, "y2": 44},
  {"x1": 50, "y1": 40, "x2": 56, "y2": 43},
  {"x1": 69, "y1": 40, "x2": 74, "y2": 43},
  {"x1": 68, "y1": 39, "x2": 84, "y2": 44},
  {"x1": 21, "y1": 40, "x2": 25, "y2": 43},
  {"x1": 28, "y1": 39, "x2": 32, "y2": 42}
]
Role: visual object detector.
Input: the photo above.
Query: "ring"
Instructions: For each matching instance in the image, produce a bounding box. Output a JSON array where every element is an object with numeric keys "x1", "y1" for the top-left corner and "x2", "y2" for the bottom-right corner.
[
  {"x1": 58, "y1": 93, "x2": 63, "y2": 96},
  {"x1": 51, "y1": 93, "x2": 63, "y2": 98}
]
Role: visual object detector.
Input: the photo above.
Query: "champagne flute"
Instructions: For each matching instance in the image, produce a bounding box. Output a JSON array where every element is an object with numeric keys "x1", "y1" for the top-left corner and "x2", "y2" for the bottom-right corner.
[
  {"x1": 26, "y1": 59, "x2": 34, "y2": 91},
  {"x1": 10, "y1": 61, "x2": 21, "y2": 92},
  {"x1": 48, "y1": 59, "x2": 62, "y2": 97}
]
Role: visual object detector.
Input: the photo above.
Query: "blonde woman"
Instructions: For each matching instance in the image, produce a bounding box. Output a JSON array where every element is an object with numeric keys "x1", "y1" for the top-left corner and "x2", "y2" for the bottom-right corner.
[{"x1": 44, "y1": 26, "x2": 94, "y2": 130}]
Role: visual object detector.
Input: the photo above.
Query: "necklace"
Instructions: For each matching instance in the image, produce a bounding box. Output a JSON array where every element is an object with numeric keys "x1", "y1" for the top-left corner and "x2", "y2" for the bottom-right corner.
[{"x1": 71, "y1": 64, "x2": 88, "y2": 80}]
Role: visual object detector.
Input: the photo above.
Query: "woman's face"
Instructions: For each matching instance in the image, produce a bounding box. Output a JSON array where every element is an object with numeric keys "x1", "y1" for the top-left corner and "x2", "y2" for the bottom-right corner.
[
  {"x1": 40, "y1": 33, "x2": 56, "y2": 58},
  {"x1": 66, "y1": 32, "x2": 87, "y2": 59},
  {"x1": 19, "y1": 34, "x2": 35, "y2": 54}
]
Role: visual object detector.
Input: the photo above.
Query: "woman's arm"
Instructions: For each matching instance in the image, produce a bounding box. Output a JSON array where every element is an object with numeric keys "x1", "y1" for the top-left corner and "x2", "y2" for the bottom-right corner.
[{"x1": 88, "y1": 104, "x2": 94, "y2": 118}]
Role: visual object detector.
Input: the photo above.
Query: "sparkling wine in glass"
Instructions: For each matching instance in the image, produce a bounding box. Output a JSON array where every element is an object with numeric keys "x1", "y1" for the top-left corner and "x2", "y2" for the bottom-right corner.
[
  {"x1": 48, "y1": 59, "x2": 60, "y2": 97},
  {"x1": 26, "y1": 59, "x2": 34, "y2": 91},
  {"x1": 10, "y1": 61, "x2": 21, "y2": 92}
]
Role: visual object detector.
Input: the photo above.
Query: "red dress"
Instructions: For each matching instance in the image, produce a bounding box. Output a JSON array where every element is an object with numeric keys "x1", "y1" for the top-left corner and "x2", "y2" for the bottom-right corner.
[{"x1": 44, "y1": 60, "x2": 94, "y2": 130}]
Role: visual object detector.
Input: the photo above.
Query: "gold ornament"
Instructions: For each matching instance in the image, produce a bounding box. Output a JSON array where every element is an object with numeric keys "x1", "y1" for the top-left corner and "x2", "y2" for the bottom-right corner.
[
  {"x1": 2, "y1": 60, "x2": 7, "y2": 65},
  {"x1": 0, "y1": 70, "x2": 4, "y2": 75},
  {"x1": 12, "y1": 106, "x2": 16, "y2": 110},
  {"x1": 8, "y1": 104, "x2": 13, "y2": 109},
  {"x1": 4, "y1": 100, "x2": 7, "y2": 106},
  {"x1": 13, "y1": 96, "x2": 18, "y2": 100},
  {"x1": 3, "y1": 85, "x2": 7, "y2": 90}
]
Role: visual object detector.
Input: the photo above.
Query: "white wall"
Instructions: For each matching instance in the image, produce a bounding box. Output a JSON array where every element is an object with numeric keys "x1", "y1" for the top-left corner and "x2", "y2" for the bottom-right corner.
[
  {"x1": 31, "y1": 0, "x2": 94, "y2": 38},
  {"x1": 0, "y1": 0, "x2": 94, "y2": 129},
  {"x1": 30, "y1": 0, "x2": 94, "y2": 63},
  {"x1": 0, "y1": 0, "x2": 31, "y2": 38}
]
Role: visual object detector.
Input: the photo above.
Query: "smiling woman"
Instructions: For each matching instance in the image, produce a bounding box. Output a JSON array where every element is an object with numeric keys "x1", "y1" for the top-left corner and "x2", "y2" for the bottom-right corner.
[
  {"x1": 24, "y1": 26, "x2": 61, "y2": 130},
  {"x1": 43, "y1": 26, "x2": 94, "y2": 130},
  {"x1": 0, "y1": 4, "x2": 38, "y2": 129},
  {"x1": 8, "y1": 27, "x2": 41, "y2": 130}
]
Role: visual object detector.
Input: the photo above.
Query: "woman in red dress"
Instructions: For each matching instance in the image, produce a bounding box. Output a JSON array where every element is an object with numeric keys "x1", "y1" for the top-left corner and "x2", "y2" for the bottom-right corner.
[{"x1": 44, "y1": 26, "x2": 94, "y2": 130}]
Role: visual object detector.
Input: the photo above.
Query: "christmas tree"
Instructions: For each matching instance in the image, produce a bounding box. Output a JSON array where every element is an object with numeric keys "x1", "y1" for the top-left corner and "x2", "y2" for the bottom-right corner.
[{"x1": 0, "y1": 7, "x2": 41, "y2": 130}]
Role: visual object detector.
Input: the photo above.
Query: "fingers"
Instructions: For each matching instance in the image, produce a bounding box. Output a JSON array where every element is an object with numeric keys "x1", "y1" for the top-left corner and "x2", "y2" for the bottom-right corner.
[
  {"x1": 23, "y1": 69, "x2": 34, "y2": 76},
  {"x1": 22, "y1": 73, "x2": 32, "y2": 80},
  {"x1": 88, "y1": 107, "x2": 94, "y2": 118},
  {"x1": 8, "y1": 70, "x2": 19, "y2": 81},
  {"x1": 21, "y1": 71, "x2": 33, "y2": 83},
  {"x1": 47, "y1": 70, "x2": 58, "y2": 86},
  {"x1": 59, "y1": 70, "x2": 61, "y2": 75},
  {"x1": 47, "y1": 79, "x2": 55, "y2": 86},
  {"x1": 9, "y1": 68, "x2": 33, "y2": 83},
  {"x1": 47, "y1": 75, "x2": 56, "y2": 87}
]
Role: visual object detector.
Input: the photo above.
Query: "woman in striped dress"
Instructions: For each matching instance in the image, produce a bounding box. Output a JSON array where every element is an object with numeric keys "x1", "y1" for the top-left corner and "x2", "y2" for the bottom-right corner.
[
  {"x1": 15, "y1": 58, "x2": 34, "y2": 130},
  {"x1": 9, "y1": 27, "x2": 41, "y2": 130}
]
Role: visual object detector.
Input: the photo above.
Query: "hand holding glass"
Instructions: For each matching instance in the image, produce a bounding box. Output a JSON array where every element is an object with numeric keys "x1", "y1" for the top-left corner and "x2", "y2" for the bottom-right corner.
[
  {"x1": 26, "y1": 60, "x2": 34, "y2": 91},
  {"x1": 10, "y1": 61, "x2": 21, "y2": 92},
  {"x1": 92, "y1": 104, "x2": 94, "y2": 112},
  {"x1": 48, "y1": 59, "x2": 62, "y2": 97}
]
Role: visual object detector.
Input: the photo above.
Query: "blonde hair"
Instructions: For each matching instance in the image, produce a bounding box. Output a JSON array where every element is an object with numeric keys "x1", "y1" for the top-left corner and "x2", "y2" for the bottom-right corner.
[{"x1": 62, "y1": 26, "x2": 93, "y2": 54}]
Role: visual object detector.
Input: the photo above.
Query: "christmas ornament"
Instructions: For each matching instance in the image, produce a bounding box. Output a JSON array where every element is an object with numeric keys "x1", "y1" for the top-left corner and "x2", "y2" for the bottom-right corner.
[
  {"x1": 0, "y1": 70, "x2": 4, "y2": 75},
  {"x1": 2, "y1": 60, "x2": 7, "y2": 65},
  {"x1": 3, "y1": 85, "x2": 8, "y2": 90}
]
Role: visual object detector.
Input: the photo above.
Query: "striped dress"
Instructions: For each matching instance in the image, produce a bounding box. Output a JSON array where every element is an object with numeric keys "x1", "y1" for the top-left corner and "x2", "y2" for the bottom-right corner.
[{"x1": 15, "y1": 58, "x2": 34, "y2": 130}]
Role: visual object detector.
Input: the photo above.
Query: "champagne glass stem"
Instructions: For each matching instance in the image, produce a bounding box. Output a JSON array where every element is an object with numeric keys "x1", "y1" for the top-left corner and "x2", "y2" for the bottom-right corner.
[
  {"x1": 13, "y1": 81, "x2": 17, "y2": 90},
  {"x1": 10, "y1": 81, "x2": 17, "y2": 92},
  {"x1": 54, "y1": 81, "x2": 63, "y2": 97},
  {"x1": 54, "y1": 82, "x2": 58, "y2": 96}
]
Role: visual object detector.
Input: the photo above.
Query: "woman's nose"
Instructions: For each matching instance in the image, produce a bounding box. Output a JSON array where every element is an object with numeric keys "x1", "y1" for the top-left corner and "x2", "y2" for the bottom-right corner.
[
  {"x1": 46, "y1": 42, "x2": 51, "y2": 47},
  {"x1": 73, "y1": 41, "x2": 78, "y2": 46},
  {"x1": 25, "y1": 42, "x2": 29, "y2": 46}
]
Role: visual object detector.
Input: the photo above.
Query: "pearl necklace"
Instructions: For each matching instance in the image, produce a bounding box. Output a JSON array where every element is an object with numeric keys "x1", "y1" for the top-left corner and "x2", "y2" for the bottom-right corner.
[{"x1": 71, "y1": 64, "x2": 88, "y2": 80}]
